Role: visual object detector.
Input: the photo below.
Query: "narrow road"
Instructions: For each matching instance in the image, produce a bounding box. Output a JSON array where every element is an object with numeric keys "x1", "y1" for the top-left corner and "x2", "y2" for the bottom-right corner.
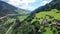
[
  {"x1": 0, "y1": 14, "x2": 20, "y2": 27},
  {"x1": 0, "y1": 14, "x2": 27, "y2": 19},
  {"x1": 5, "y1": 20, "x2": 16, "y2": 34},
  {"x1": 0, "y1": 14, "x2": 20, "y2": 19}
]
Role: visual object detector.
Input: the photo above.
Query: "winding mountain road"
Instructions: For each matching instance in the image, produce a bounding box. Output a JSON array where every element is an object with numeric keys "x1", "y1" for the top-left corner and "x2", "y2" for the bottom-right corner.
[
  {"x1": 5, "y1": 20, "x2": 16, "y2": 34},
  {"x1": 0, "y1": 14, "x2": 25, "y2": 19}
]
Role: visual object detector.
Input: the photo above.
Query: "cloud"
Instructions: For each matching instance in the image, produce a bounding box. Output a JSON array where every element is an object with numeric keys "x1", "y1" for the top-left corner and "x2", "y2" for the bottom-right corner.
[
  {"x1": 20, "y1": 5, "x2": 35, "y2": 10},
  {"x1": 5, "y1": 0, "x2": 36, "y2": 10},
  {"x1": 1, "y1": 0, "x2": 52, "y2": 11},
  {"x1": 40, "y1": 1, "x2": 49, "y2": 6},
  {"x1": 7, "y1": 0, "x2": 36, "y2": 6}
]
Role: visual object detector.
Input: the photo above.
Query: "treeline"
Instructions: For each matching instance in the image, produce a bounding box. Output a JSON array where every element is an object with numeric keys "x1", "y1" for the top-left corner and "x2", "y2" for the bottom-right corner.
[
  {"x1": 32, "y1": 0, "x2": 60, "y2": 13},
  {"x1": 7, "y1": 15, "x2": 60, "y2": 34}
]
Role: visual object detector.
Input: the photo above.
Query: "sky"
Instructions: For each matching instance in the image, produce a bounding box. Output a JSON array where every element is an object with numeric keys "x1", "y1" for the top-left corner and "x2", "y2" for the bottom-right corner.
[{"x1": 1, "y1": 0, "x2": 52, "y2": 11}]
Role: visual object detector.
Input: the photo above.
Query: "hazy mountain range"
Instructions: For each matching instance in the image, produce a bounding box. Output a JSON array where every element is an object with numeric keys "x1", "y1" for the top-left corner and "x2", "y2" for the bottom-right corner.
[{"x1": 0, "y1": 1, "x2": 30, "y2": 17}]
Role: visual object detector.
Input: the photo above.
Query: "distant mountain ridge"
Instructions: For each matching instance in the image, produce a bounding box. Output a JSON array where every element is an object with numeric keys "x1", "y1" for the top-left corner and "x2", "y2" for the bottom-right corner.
[
  {"x1": 32, "y1": 0, "x2": 60, "y2": 13},
  {"x1": 0, "y1": 1, "x2": 17, "y2": 14},
  {"x1": 0, "y1": 1, "x2": 29, "y2": 17},
  {"x1": 23, "y1": 0, "x2": 60, "y2": 22}
]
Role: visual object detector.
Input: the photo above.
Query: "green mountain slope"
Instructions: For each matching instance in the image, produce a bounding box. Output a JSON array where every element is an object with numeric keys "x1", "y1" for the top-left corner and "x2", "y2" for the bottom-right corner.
[
  {"x1": 31, "y1": 9, "x2": 60, "y2": 23},
  {"x1": 18, "y1": 0, "x2": 60, "y2": 34},
  {"x1": 0, "y1": 0, "x2": 60, "y2": 34},
  {"x1": 33, "y1": 0, "x2": 60, "y2": 13},
  {"x1": 0, "y1": 1, "x2": 29, "y2": 17}
]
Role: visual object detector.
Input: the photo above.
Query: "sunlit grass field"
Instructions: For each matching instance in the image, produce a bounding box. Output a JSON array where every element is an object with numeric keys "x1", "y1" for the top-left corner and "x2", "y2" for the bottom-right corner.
[
  {"x1": 0, "y1": 9, "x2": 60, "y2": 34},
  {"x1": 31, "y1": 9, "x2": 60, "y2": 23},
  {"x1": 31, "y1": 9, "x2": 60, "y2": 34}
]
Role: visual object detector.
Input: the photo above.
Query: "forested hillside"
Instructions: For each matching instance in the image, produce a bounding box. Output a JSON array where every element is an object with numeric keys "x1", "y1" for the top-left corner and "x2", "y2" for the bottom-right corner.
[
  {"x1": 33, "y1": 0, "x2": 60, "y2": 13},
  {"x1": 0, "y1": 0, "x2": 60, "y2": 34},
  {"x1": 0, "y1": 1, "x2": 29, "y2": 17}
]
